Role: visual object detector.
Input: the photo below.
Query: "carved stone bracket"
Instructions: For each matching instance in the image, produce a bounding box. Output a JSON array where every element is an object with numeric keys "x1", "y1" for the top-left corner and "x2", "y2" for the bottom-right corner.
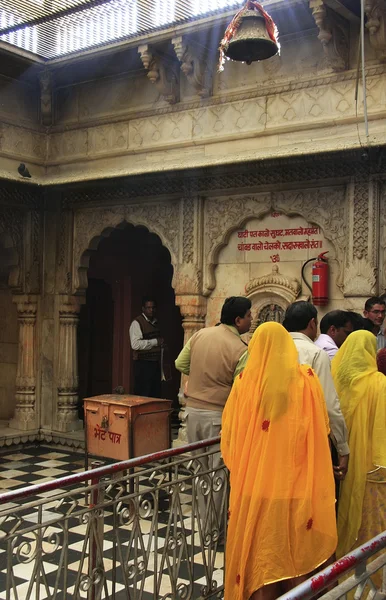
[
  {"x1": 310, "y1": 0, "x2": 349, "y2": 71},
  {"x1": 38, "y1": 68, "x2": 53, "y2": 127},
  {"x1": 56, "y1": 295, "x2": 85, "y2": 433},
  {"x1": 9, "y1": 295, "x2": 38, "y2": 431},
  {"x1": 138, "y1": 44, "x2": 180, "y2": 104},
  {"x1": 172, "y1": 36, "x2": 213, "y2": 98},
  {"x1": 365, "y1": 0, "x2": 386, "y2": 62}
]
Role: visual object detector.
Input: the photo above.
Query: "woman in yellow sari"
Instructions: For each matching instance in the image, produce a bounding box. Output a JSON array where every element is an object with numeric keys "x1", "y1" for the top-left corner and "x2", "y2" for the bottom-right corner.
[
  {"x1": 332, "y1": 330, "x2": 386, "y2": 560},
  {"x1": 221, "y1": 322, "x2": 337, "y2": 600}
]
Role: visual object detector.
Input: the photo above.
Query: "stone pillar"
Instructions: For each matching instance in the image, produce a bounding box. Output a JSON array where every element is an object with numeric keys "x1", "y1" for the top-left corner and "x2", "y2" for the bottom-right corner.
[
  {"x1": 10, "y1": 296, "x2": 38, "y2": 431},
  {"x1": 56, "y1": 296, "x2": 84, "y2": 432},
  {"x1": 174, "y1": 293, "x2": 207, "y2": 446}
]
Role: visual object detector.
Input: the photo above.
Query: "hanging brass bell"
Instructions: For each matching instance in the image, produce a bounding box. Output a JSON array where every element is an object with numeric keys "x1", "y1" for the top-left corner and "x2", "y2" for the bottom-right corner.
[{"x1": 224, "y1": 9, "x2": 279, "y2": 64}]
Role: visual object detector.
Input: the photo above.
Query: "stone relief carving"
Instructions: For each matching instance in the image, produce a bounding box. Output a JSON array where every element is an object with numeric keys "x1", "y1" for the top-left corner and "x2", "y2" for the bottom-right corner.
[
  {"x1": 353, "y1": 181, "x2": 369, "y2": 260},
  {"x1": 244, "y1": 265, "x2": 301, "y2": 333},
  {"x1": 365, "y1": 0, "x2": 386, "y2": 62},
  {"x1": 343, "y1": 257, "x2": 376, "y2": 296},
  {"x1": 38, "y1": 69, "x2": 53, "y2": 127},
  {"x1": 0, "y1": 207, "x2": 23, "y2": 291},
  {"x1": 245, "y1": 265, "x2": 301, "y2": 304},
  {"x1": 1, "y1": 123, "x2": 46, "y2": 162},
  {"x1": 172, "y1": 36, "x2": 213, "y2": 98},
  {"x1": 182, "y1": 196, "x2": 194, "y2": 264},
  {"x1": 379, "y1": 181, "x2": 386, "y2": 292},
  {"x1": 138, "y1": 44, "x2": 180, "y2": 104},
  {"x1": 204, "y1": 187, "x2": 347, "y2": 294},
  {"x1": 310, "y1": 0, "x2": 349, "y2": 71},
  {"x1": 73, "y1": 202, "x2": 180, "y2": 293}
]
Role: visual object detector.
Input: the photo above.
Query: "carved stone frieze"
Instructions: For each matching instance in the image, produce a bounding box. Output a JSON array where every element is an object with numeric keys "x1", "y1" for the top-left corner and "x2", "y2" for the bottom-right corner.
[
  {"x1": 38, "y1": 69, "x2": 53, "y2": 127},
  {"x1": 73, "y1": 202, "x2": 180, "y2": 293},
  {"x1": 365, "y1": 0, "x2": 386, "y2": 62},
  {"x1": 172, "y1": 36, "x2": 213, "y2": 98},
  {"x1": 310, "y1": 0, "x2": 349, "y2": 71},
  {"x1": 138, "y1": 44, "x2": 180, "y2": 104},
  {"x1": 62, "y1": 150, "x2": 370, "y2": 208}
]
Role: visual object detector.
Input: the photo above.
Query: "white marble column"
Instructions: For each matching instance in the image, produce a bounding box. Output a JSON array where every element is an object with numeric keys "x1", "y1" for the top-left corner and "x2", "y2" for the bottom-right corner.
[
  {"x1": 174, "y1": 293, "x2": 207, "y2": 446},
  {"x1": 9, "y1": 296, "x2": 38, "y2": 431},
  {"x1": 56, "y1": 296, "x2": 84, "y2": 432}
]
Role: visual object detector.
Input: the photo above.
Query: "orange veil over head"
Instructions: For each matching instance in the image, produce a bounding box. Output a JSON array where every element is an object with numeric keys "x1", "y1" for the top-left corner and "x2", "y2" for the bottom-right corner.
[{"x1": 221, "y1": 322, "x2": 337, "y2": 600}]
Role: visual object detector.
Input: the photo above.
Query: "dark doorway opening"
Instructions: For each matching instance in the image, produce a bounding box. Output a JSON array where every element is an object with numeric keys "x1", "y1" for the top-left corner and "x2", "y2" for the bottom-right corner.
[{"x1": 78, "y1": 224, "x2": 184, "y2": 415}]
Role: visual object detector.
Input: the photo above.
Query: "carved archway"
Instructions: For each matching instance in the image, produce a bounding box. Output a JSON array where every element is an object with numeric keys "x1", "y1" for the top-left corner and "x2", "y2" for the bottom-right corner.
[
  {"x1": 73, "y1": 203, "x2": 180, "y2": 294},
  {"x1": 204, "y1": 187, "x2": 347, "y2": 295}
]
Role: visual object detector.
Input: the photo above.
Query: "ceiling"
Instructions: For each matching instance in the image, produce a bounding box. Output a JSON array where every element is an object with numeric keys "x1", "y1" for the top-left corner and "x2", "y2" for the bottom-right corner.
[{"x1": 0, "y1": 0, "x2": 246, "y2": 60}]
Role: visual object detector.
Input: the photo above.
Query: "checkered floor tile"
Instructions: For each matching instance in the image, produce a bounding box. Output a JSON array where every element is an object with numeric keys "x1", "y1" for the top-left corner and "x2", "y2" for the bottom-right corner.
[{"x1": 0, "y1": 434, "x2": 225, "y2": 599}]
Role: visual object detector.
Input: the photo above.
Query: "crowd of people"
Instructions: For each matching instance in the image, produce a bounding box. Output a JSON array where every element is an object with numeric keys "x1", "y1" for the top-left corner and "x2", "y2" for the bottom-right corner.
[{"x1": 175, "y1": 295, "x2": 386, "y2": 600}]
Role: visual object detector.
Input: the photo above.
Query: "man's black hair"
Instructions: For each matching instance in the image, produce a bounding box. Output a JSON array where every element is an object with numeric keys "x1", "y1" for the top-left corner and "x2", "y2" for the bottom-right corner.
[
  {"x1": 142, "y1": 296, "x2": 156, "y2": 307},
  {"x1": 282, "y1": 301, "x2": 317, "y2": 332},
  {"x1": 320, "y1": 310, "x2": 352, "y2": 334},
  {"x1": 364, "y1": 296, "x2": 385, "y2": 312},
  {"x1": 220, "y1": 297, "x2": 251, "y2": 326},
  {"x1": 345, "y1": 311, "x2": 366, "y2": 331}
]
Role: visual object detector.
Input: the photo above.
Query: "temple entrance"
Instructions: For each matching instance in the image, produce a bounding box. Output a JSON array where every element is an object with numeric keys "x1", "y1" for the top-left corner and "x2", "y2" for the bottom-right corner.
[{"x1": 78, "y1": 224, "x2": 184, "y2": 413}]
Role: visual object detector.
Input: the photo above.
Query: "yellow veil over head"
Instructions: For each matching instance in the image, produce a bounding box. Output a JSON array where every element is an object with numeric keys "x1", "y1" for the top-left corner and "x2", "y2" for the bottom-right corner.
[{"x1": 332, "y1": 330, "x2": 386, "y2": 557}]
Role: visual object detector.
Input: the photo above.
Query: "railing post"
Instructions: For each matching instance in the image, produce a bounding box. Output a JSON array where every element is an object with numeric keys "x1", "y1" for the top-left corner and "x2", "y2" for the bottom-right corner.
[{"x1": 89, "y1": 461, "x2": 105, "y2": 600}]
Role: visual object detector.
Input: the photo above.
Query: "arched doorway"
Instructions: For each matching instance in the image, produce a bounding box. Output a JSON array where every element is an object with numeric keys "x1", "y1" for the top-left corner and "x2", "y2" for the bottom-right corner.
[{"x1": 77, "y1": 224, "x2": 184, "y2": 412}]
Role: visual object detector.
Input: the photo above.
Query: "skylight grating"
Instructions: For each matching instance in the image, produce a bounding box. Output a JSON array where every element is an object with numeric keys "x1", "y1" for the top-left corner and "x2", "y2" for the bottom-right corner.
[{"x1": 0, "y1": 0, "x2": 243, "y2": 60}]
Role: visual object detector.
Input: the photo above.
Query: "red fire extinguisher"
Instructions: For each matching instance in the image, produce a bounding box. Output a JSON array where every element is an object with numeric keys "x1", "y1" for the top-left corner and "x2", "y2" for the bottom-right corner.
[{"x1": 301, "y1": 251, "x2": 329, "y2": 306}]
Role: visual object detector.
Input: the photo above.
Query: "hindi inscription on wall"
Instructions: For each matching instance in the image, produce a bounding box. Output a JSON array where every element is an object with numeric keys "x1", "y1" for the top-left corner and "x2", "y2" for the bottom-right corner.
[{"x1": 237, "y1": 213, "x2": 324, "y2": 263}]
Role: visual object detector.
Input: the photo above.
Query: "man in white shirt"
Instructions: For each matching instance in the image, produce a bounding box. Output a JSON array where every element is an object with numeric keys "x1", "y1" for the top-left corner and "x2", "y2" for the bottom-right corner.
[
  {"x1": 283, "y1": 301, "x2": 349, "y2": 482},
  {"x1": 129, "y1": 297, "x2": 164, "y2": 398},
  {"x1": 315, "y1": 310, "x2": 354, "y2": 360}
]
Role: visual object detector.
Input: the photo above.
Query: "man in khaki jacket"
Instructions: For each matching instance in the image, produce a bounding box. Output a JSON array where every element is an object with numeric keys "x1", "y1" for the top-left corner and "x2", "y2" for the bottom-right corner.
[{"x1": 175, "y1": 296, "x2": 252, "y2": 540}]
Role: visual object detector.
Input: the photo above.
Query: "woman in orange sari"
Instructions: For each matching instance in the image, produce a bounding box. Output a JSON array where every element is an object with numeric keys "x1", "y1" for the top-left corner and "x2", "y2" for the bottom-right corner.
[{"x1": 221, "y1": 322, "x2": 337, "y2": 600}]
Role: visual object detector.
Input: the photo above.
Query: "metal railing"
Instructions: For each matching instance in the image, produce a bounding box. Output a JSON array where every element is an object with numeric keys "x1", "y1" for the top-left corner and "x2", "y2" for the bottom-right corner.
[
  {"x1": 0, "y1": 437, "x2": 227, "y2": 600},
  {"x1": 1, "y1": 437, "x2": 385, "y2": 600},
  {"x1": 279, "y1": 531, "x2": 386, "y2": 600}
]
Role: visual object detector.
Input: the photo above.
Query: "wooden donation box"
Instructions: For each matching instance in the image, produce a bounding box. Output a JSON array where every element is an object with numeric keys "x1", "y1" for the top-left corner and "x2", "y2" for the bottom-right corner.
[{"x1": 84, "y1": 395, "x2": 172, "y2": 461}]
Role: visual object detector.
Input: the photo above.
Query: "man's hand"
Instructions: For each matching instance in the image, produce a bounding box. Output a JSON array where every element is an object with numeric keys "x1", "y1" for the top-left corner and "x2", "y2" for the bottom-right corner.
[
  {"x1": 157, "y1": 337, "x2": 164, "y2": 347},
  {"x1": 333, "y1": 454, "x2": 349, "y2": 480}
]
